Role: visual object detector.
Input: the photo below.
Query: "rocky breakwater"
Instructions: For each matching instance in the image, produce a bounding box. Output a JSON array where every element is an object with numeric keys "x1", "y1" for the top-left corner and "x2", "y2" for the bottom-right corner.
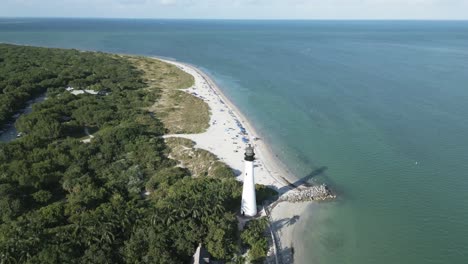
[{"x1": 280, "y1": 184, "x2": 336, "y2": 203}]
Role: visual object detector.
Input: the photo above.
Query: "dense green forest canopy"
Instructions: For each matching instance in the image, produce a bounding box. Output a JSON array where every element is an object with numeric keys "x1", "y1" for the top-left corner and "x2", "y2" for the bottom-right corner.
[
  {"x1": 0, "y1": 44, "x2": 247, "y2": 263},
  {"x1": 0, "y1": 44, "x2": 145, "y2": 127}
]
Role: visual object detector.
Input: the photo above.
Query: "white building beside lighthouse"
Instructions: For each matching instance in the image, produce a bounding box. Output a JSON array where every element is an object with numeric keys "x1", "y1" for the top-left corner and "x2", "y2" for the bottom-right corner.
[{"x1": 241, "y1": 144, "x2": 257, "y2": 217}]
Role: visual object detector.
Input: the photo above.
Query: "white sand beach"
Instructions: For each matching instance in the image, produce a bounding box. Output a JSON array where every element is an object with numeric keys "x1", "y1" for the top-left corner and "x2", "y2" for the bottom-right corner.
[{"x1": 158, "y1": 58, "x2": 311, "y2": 263}]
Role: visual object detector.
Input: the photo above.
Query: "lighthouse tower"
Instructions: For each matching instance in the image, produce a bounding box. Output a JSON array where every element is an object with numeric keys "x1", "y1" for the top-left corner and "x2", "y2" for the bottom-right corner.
[{"x1": 241, "y1": 144, "x2": 257, "y2": 217}]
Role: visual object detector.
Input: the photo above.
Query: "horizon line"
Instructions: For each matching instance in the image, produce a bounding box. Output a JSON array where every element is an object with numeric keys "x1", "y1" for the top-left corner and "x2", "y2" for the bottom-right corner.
[{"x1": 1, "y1": 16, "x2": 467, "y2": 21}]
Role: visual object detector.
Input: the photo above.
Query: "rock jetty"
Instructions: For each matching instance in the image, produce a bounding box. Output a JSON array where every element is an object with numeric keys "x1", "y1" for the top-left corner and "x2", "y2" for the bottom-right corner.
[{"x1": 279, "y1": 184, "x2": 336, "y2": 203}]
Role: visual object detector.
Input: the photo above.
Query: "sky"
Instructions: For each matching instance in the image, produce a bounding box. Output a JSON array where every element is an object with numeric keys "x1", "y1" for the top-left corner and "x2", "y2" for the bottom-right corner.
[{"x1": 1, "y1": 0, "x2": 468, "y2": 19}]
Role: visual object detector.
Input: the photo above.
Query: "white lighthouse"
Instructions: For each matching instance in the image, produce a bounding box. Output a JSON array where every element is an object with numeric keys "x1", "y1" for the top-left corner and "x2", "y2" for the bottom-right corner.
[{"x1": 241, "y1": 144, "x2": 257, "y2": 217}]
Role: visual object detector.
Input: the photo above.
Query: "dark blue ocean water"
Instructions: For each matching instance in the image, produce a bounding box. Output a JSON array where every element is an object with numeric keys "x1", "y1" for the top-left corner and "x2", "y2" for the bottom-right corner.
[{"x1": 1, "y1": 18, "x2": 468, "y2": 264}]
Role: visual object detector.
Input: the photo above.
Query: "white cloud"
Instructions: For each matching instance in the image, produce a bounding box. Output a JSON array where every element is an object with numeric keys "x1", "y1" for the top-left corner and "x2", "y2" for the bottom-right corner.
[{"x1": 159, "y1": 0, "x2": 177, "y2": 5}]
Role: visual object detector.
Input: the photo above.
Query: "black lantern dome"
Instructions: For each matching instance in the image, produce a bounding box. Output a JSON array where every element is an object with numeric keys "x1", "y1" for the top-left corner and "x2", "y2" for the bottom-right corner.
[{"x1": 244, "y1": 144, "x2": 255, "y2": 161}]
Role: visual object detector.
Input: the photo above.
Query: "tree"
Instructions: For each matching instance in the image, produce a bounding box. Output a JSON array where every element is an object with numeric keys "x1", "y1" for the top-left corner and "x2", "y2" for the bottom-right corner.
[
  {"x1": 0, "y1": 44, "x2": 245, "y2": 263},
  {"x1": 240, "y1": 217, "x2": 269, "y2": 263}
]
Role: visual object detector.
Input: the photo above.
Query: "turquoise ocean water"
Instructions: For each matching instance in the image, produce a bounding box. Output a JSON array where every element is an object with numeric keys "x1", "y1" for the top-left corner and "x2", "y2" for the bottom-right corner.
[{"x1": 1, "y1": 19, "x2": 468, "y2": 263}]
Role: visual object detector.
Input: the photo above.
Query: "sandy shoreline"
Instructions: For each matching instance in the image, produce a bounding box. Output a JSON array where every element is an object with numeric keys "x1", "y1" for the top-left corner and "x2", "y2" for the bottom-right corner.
[{"x1": 157, "y1": 57, "x2": 311, "y2": 263}]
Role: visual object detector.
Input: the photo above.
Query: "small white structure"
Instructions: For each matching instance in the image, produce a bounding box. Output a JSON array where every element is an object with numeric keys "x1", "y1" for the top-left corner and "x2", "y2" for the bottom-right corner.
[
  {"x1": 67, "y1": 86, "x2": 101, "y2": 95},
  {"x1": 192, "y1": 243, "x2": 210, "y2": 264},
  {"x1": 71, "y1": 89, "x2": 99, "y2": 95},
  {"x1": 241, "y1": 144, "x2": 257, "y2": 217}
]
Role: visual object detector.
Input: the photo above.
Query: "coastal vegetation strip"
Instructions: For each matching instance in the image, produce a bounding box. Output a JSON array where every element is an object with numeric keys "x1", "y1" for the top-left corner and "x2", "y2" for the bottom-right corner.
[
  {"x1": 164, "y1": 137, "x2": 234, "y2": 178},
  {"x1": 125, "y1": 56, "x2": 194, "y2": 90},
  {"x1": 152, "y1": 89, "x2": 210, "y2": 134},
  {"x1": 0, "y1": 44, "x2": 246, "y2": 263},
  {"x1": 126, "y1": 56, "x2": 210, "y2": 134}
]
